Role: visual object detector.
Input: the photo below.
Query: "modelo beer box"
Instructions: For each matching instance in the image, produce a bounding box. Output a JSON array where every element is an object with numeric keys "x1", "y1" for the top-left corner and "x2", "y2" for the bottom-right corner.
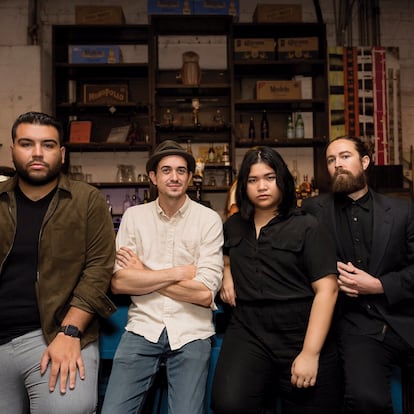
[
  {"x1": 234, "y1": 38, "x2": 275, "y2": 60},
  {"x1": 277, "y1": 37, "x2": 319, "y2": 60},
  {"x1": 256, "y1": 80, "x2": 301, "y2": 100},
  {"x1": 69, "y1": 45, "x2": 122, "y2": 64}
]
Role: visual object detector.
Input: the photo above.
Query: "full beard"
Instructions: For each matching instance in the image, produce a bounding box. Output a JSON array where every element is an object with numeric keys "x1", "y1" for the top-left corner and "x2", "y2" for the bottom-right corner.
[
  {"x1": 13, "y1": 159, "x2": 62, "y2": 186},
  {"x1": 331, "y1": 169, "x2": 366, "y2": 194}
]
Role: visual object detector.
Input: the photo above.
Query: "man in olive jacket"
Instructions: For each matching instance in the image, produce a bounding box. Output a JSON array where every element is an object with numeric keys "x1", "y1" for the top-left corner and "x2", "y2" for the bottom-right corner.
[{"x1": 0, "y1": 112, "x2": 115, "y2": 414}]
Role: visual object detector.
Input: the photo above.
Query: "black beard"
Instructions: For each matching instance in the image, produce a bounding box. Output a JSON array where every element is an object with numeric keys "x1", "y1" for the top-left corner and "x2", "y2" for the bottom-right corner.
[
  {"x1": 331, "y1": 169, "x2": 366, "y2": 194},
  {"x1": 13, "y1": 161, "x2": 62, "y2": 187}
]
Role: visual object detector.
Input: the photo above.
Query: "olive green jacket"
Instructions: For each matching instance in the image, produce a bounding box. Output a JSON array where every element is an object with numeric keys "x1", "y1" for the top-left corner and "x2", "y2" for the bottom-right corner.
[{"x1": 0, "y1": 173, "x2": 116, "y2": 348}]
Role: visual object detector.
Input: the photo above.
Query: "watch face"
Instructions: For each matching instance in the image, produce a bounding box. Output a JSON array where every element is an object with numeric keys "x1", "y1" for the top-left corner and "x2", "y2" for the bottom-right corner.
[{"x1": 62, "y1": 325, "x2": 81, "y2": 338}]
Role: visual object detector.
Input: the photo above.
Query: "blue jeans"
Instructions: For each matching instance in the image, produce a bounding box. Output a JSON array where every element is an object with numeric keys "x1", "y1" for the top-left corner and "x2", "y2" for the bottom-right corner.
[
  {"x1": 0, "y1": 329, "x2": 99, "y2": 414},
  {"x1": 101, "y1": 328, "x2": 211, "y2": 414}
]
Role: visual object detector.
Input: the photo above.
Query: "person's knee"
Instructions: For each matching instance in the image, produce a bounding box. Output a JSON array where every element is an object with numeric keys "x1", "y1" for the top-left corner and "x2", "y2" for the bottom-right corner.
[
  {"x1": 344, "y1": 386, "x2": 391, "y2": 413},
  {"x1": 211, "y1": 394, "x2": 249, "y2": 414}
]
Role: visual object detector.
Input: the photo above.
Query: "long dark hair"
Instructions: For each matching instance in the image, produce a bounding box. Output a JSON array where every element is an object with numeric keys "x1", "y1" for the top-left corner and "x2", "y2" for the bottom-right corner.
[{"x1": 236, "y1": 147, "x2": 296, "y2": 221}]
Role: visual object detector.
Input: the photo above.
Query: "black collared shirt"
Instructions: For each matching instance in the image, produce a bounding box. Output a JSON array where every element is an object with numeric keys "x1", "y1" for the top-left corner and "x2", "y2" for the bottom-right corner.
[
  {"x1": 335, "y1": 191, "x2": 373, "y2": 272},
  {"x1": 334, "y1": 191, "x2": 385, "y2": 328},
  {"x1": 223, "y1": 210, "x2": 338, "y2": 302}
]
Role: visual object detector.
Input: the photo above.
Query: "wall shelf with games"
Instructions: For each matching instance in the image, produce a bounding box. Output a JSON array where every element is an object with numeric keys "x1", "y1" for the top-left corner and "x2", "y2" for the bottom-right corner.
[
  {"x1": 232, "y1": 22, "x2": 330, "y2": 191},
  {"x1": 52, "y1": 17, "x2": 330, "y2": 199}
]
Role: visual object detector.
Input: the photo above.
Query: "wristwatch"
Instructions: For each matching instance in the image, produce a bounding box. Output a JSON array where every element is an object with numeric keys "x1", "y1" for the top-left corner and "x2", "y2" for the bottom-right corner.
[{"x1": 59, "y1": 324, "x2": 82, "y2": 339}]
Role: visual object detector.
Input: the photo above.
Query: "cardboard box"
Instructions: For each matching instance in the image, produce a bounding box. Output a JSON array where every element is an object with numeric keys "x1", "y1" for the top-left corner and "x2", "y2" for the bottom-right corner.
[
  {"x1": 75, "y1": 6, "x2": 125, "y2": 25},
  {"x1": 234, "y1": 38, "x2": 275, "y2": 60},
  {"x1": 83, "y1": 84, "x2": 128, "y2": 105},
  {"x1": 69, "y1": 46, "x2": 122, "y2": 64},
  {"x1": 253, "y1": 4, "x2": 302, "y2": 23},
  {"x1": 147, "y1": 0, "x2": 192, "y2": 15},
  {"x1": 256, "y1": 80, "x2": 302, "y2": 100},
  {"x1": 193, "y1": 0, "x2": 239, "y2": 17},
  {"x1": 277, "y1": 37, "x2": 319, "y2": 60}
]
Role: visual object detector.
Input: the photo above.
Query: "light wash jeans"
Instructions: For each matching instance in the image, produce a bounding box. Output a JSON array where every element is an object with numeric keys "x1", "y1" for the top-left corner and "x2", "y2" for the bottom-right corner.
[
  {"x1": 0, "y1": 329, "x2": 99, "y2": 414},
  {"x1": 101, "y1": 328, "x2": 211, "y2": 414}
]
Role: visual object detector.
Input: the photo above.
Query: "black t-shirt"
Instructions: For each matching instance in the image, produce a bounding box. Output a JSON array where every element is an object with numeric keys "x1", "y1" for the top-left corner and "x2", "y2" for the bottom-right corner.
[
  {"x1": 223, "y1": 210, "x2": 338, "y2": 302},
  {"x1": 0, "y1": 186, "x2": 55, "y2": 344}
]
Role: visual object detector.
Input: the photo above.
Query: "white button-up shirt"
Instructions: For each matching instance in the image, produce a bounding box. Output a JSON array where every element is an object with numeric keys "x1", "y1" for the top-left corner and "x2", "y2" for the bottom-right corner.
[{"x1": 114, "y1": 196, "x2": 224, "y2": 350}]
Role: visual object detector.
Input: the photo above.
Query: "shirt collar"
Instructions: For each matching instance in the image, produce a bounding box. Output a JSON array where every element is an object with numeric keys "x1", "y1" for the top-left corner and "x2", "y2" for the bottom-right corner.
[
  {"x1": 156, "y1": 194, "x2": 191, "y2": 218},
  {"x1": 335, "y1": 190, "x2": 372, "y2": 211}
]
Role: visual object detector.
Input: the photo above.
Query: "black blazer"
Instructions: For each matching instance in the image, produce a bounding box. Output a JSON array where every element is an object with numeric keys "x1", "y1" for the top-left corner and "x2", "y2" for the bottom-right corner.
[{"x1": 302, "y1": 189, "x2": 414, "y2": 347}]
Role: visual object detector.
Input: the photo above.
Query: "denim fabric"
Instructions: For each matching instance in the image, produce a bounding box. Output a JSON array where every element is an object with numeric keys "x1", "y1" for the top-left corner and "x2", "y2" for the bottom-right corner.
[
  {"x1": 0, "y1": 329, "x2": 99, "y2": 414},
  {"x1": 102, "y1": 328, "x2": 211, "y2": 414}
]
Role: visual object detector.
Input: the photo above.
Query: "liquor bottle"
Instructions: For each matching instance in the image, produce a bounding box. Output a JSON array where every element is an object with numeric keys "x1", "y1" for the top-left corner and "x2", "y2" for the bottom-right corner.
[
  {"x1": 142, "y1": 189, "x2": 150, "y2": 204},
  {"x1": 214, "y1": 109, "x2": 224, "y2": 126},
  {"x1": 131, "y1": 188, "x2": 141, "y2": 205},
  {"x1": 295, "y1": 113, "x2": 305, "y2": 138},
  {"x1": 105, "y1": 195, "x2": 113, "y2": 216},
  {"x1": 163, "y1": 108, "x2": 174, "y2": 126},
  {"x1": 248, "y1": 116, "x2": 256, "y2": 140},
  {"x1": 260, "y1": 110, "x2": 269, "y2": 139},
  {"x1": 291, "y1": 159, "x2": 299, "y2": 188},
  {"x1": 287, "y1": 115, "x2": 295, "y2": 139},
  {"x1": 222, "y1": 143, "x2": 230, "y2": 166},
  {"x1": 208, "y1": 143, "x2": 216, "y2": 163},
  {"x1": 186, "y1": 139, "x2": 193, "y2": 155},
  {"x1": 299, "y1": 175, "x2": 312, "y2": 199},
  {"x1": 123, "y1": 194, "x2": 132, "y2": 213}
]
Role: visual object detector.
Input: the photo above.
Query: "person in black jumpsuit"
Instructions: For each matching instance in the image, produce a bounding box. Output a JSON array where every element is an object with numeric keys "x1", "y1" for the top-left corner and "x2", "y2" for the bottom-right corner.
[{"x1": 211, "y1": 147, "x2": 341, "y2": 414}]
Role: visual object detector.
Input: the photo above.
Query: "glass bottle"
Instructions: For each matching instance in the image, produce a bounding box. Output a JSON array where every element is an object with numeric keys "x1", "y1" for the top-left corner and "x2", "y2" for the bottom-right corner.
[
  {"x1": 222, "y1": 144, "x2": 230, "y2": 166},
  {"x1": 106, "y1": 195, "x2": 113, "y2": 216},
  {"x1": 214, "y1": 109, "x2": 224, "y2": 126},
  {"x1": 299, "y1": 175, "x2": 312, "y2": 199},
  {"x1": 142, "y1": 189, "x2": 150, "y2": 204},
  {"x1": 131, "y1": 188, "x2": 141, "y2": 205},
  {"x1": 186, "y1": 139, "x2": 193, "y2": 155},
  {"x1": 163, "y1": 108, "x2": 174, "y2": 126},
  {"x1": 287, "y1": 115, "x2": 295, "y2": 139},
  {"x1": 248, "y1": 116, "x2": 256, "y2": 140},
  {"x1": 260, "y1": 110, "x2": 269, "y2": 139},
  {"x1": 208, "y1": 143, "x2": 216, "y2": 163},
  {"x1": 291, "y1": 159, "x2": 299, "y2": 188},
  {"x1": 295, "y1": 113, "x2": 305, "y2": 138},
  {"x1": 123, "y1": 194, "x2": 132, "y2": 213}
]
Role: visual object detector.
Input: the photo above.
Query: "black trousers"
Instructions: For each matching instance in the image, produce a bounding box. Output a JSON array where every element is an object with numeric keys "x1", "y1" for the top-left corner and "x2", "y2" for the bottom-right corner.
[
  {"x1": 339, "y1": 325, "x2": 414, "y2": 414},
  {"x1": 211, "y1": 301, "x2": 342, "y2": 414}
]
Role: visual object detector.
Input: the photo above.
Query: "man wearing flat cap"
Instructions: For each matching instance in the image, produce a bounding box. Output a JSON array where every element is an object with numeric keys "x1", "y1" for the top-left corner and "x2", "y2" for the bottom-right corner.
[{"x1": 102, "y1": 140, "x2": 224, "y2": 414}]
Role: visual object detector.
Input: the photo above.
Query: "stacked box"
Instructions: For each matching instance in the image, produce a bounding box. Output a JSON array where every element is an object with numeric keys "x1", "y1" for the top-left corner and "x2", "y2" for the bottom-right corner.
[
  {"x1": 277, "y1": 37, "x2": 319, "y2": 60},
  {"x1": 83, "y1": 84, "x2": 128, "y2": 105},
  {"x1": 69, "y1": 46, "x2": 122, "y2": 64},
  {"x1": 253, "y1": 4, "x2": 302, "y2": 23},
  {"x1": 75, "y1": 6, "x2": 125, "y2": 24},
  {"x1": 147, "y1": 0, "x2": 192, "y2": 14},
  {"x1": 256, "y1": 80, "x2": 301, "y2": 100},
  {"x1": 193, "y1": 0, "x2": 239, "y2": 17},
  {"x1": 234, "y1": 38, "x2": 275, "y2": 60}
]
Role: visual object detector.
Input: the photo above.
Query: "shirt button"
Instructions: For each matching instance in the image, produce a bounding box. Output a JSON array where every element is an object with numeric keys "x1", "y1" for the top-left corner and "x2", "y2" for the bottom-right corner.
[
  {"x1": 353, "y1": 217, "x2": 358, "y2": 222},
  {"x1": 367, "y1": 304, "x2": 371, "y2": 310}
]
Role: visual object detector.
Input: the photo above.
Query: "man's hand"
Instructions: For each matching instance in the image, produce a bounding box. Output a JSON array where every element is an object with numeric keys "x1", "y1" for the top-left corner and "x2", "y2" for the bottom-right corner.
[
  {"x1": 337, "y1": 261, "x2": 384, "y2": 297},
  {"x1": 116, "y1": 246, "x2": 145, "y2": 270},
  {"x1": 40, "y1": 333, "x2": 84, "y2": 393}
]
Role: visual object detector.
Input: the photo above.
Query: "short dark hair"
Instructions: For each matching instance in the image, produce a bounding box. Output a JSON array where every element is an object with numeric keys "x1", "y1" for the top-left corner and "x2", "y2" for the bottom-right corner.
[
  {"x1": 11, "y1": 112, "x2": 64, "y2": 145},
  {"x1": 236, "y1": 146, "x2": 297, "y2": 221}
]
